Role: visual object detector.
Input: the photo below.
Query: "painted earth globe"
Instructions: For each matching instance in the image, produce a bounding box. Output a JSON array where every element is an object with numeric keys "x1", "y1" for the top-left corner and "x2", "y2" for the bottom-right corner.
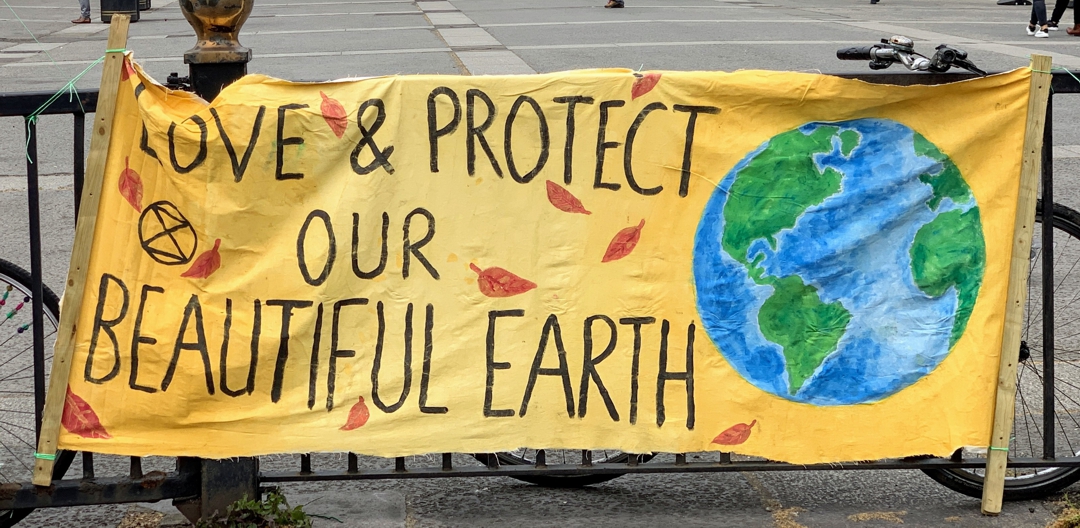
[{"x1": 693, "y1": 119, "x2": 985, "y2": 405}]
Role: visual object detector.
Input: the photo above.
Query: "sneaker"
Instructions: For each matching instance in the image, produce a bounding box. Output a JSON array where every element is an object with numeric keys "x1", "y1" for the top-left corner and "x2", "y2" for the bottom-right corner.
[
  {"x1": 1035, "y1": 26, "x2": 1050, "y2": 37},
  {"x1": 1048, "y1": 21, "x2": 1060, "y2": 30},
  {"x1": 604, "y1": 0, "x2": 624, "y2": 7},
  {"x1": 1026, "y1": 24, "x2": 1038, "y2": 35}
]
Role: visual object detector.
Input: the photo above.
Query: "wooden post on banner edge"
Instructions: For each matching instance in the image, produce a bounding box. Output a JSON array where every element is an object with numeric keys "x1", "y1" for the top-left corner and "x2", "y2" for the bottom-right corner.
[
  {"x1": 32, "y1": 15, "x2": 130, "y2": 487},
  {"x1": 981, "y1": 54, "x2": 1053, "y2": 514}
]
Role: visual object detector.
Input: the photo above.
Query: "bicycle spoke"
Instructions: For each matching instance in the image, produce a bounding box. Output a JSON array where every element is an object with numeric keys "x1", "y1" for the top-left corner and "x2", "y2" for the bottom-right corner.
[
  {"x1": 0, "y1": 422, "x2": 35, "y2": 450},
  {"x1": 0, "y1": 433, "x2": 31, "y2": 474},
  {"x1": 1016, "y1": 366, "x2": 1038, "y2": 453},
  {"x1": 0, "y1": 420, "x2": 34, "y2": 433}
]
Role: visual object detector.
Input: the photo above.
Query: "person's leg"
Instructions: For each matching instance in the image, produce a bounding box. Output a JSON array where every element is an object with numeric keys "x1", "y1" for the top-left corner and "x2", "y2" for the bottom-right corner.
[
  {"x1": 1049, "y1": 0, "x2": 1069, "y2": 27},
  {"x1": 72, "y1": 0, "x2": 90, "y2": 22},
  {"x1": 1032, "y1": 0, "x2": 1048, "y2": 26}
]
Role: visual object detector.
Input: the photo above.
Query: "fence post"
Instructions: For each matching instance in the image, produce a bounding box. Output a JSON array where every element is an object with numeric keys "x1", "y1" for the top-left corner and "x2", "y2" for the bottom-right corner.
[{"x1": 171, "y1": 2, "x2": 258, "y2": 523}]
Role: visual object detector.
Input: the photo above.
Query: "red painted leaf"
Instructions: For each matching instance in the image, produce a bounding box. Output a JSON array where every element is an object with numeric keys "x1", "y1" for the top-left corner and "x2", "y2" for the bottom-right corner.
[
  {"x1": 470, "y1": 263, "x2": 537, "y2": 298},
  {"x1": 121, "y1": 57, "x2": 136, "y2": 82},
  {"x1": 601, "y1": 219, "x2": 645, "y2": 263},
  {"x1": 320, "y1": 91, "x2": 348, "y2": 139},
  {"x1": 340, "y1": 396, "x2": 370, "y2": 431},
  {"x1": 545, "y1": 180, "x2": 591, "y2": 215},
  {"x1": 631, "y1": 73, "x2": 662, "y2": 100},
  {"x1": 712, "y1": 420, "x2": 757, "y2": 446},
  {"x1": 181, "y1": 239, "x2": 222, "y2": 279},
  {"x1": 117, "y1": 156, "x2": 143, "y2": 212},
  {"x1": 62, "y1": 387, "x2": 111, "y2": 439}
]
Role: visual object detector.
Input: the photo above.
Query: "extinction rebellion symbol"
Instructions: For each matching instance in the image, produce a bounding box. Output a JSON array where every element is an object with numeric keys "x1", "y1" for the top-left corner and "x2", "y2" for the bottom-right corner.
[{"x1": 139, "y1": 201, "x2": 197, "y2": 265}]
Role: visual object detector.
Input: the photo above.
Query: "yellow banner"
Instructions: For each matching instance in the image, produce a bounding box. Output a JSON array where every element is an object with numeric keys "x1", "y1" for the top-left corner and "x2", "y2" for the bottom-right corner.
[{"x1": 57, "y1": 59, "x2": 1031, "y2": 464}]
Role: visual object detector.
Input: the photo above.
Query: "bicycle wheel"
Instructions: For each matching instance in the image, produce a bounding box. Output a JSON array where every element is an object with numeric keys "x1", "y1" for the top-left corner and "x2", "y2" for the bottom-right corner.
[
  {"x1": 922, "y1": 201, "x2": 1080, "y2": 500},
  {"x1": 0, "y1": 258, "x2": 62, "y2": 527},
  {"x1": 473, "y1": 450, "x2": 654, "y2": 487}
]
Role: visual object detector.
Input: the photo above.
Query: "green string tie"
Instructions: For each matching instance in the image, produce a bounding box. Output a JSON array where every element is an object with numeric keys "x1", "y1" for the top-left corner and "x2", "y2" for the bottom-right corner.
[
  {"x1": 22, "y1": 53, "x2": 122, "y2": 163},
  {"x1": 33, "y1": 452, "x2": 56, "y2": 461},
  {"x1": 989, "y1": 446, "x2": 1009, "y2": 452},
  {"x1": 1053, "y1": 66, "x2": 1080, "y2": 84}
]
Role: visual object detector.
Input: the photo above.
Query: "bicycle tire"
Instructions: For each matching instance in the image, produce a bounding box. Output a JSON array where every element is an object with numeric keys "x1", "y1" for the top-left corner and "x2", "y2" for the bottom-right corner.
[
  {"x1": 473, "y1": 450, "x2": 654, "y2": 487},
  {"x1": 921, "y1": 201, "x2": 1080, "y2": 500},
  {"x1": 0, "y1": 258, "x2": 65, "y2": 527}
]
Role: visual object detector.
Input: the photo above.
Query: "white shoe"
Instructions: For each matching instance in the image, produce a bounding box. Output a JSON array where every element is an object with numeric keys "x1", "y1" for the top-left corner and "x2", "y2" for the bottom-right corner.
[
  {"x1": 1048, "y1": 22, "x2": 1060, "y2": 30},
  {"x1": 1027, "y1": 24, "x2": 1038, "y2": 35},
  {"x1": 1035, "y1": 27, "x2": 1050, "y2": 37}
]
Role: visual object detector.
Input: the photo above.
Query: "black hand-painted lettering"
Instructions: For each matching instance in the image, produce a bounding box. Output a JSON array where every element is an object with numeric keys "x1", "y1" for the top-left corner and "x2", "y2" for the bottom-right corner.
[
  {"x1": 427, "y1": 87, "x2": 461, "y2": 173},
  {"x1": 579, "y1": 315, "x2": 619, "y2": 421},
  {"x1": 402, "y1": 208, "x2": 439, "y2": 280},
  {"x1": 418, "y1": 304, "x2": 447, "y2": 414},
  {"x1": 485, "y1": 309, "x2": 523, "y2": 417},
  {"x1": 220, "y1": 300, "x2": 263, "y2": 396},
  {"x1": 552, "y1": 96, "x2": 594, "y2": 185},
  {"x1": 266, "y1": 299, "x2": 314, "y2": 403},
  {"x1": 168, "y1": 115, "x2": 208, "y2": 174},
  {"x1": 220, "y1": 298, "x2": 260, "y2": 397},
  {"x1": 656, "y1": 320, "x2": 695, "y2": 429},
  {"x1": 140, "y1": 122, "x2": 161, "y2": 165},
  {"x1": 624, "y1": 102, "x2": 668, "y2": 196},
  {"x1": 161, "y1": 294, "x2": 215, "y2": 395},
  {"x1": 350, "y1": 98, "x2": 395, "y2": 175},
  {"x1": 352, "y1": 212, "x2": 388, "y2": 280},
  {"x1": 594, "y1": 100, "x2": 625, "y2": 191},
  {"x1": 326, "y1": 298, "x2": 367, "y2": 411},
  {"x1": 210, "y1": 105, "x2": 265, "y2": 183},
  {"x1": 504, "y1": 95, "x2": 550, "y2": 184},
  {"x1": 519, "y1": 314, "x2": 575, "y2": 418},
  {"x1": 370, "y1": 302, "x2": 413, "y2": 413},
  {"x1": 673, "y1": 105, "x2": 720, "y2": 197},
  {"x1": 275, "y1": 103, "x2": 308, "y2": 180},
  {"x1": 619, "y1": 316, "x2": 655, "y2": 425},
  {"x1": 307, "y1": 303, "x2": 325, "y2": 410},
  {"x1": 297, "y1": 209, "x2": 336, "y2": 286},
  {"x1": 85, "y1": 273, "x2": 129, "y2": 384},
  {"x1": 128, "y1": 284, "x2": 164, "y2": 393},
  {"x1": 466, "y1": 89, "x2": 503, "y2": 177}
]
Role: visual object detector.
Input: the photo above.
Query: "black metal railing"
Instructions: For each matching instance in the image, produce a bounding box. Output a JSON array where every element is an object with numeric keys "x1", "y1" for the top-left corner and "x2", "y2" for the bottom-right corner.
[{"x1": 0, "y1": 70, "x2": 1078, "y2": 515}]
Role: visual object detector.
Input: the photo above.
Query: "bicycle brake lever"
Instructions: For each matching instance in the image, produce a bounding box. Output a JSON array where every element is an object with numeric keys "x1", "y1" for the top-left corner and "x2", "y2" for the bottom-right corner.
[{"x1": 953, "y1": 59, "x2": 987, "y2": 77}]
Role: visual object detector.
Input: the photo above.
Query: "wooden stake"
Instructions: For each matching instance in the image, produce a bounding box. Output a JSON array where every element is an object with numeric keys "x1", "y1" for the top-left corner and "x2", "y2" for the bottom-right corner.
[
  {"x1": 32, "y1": 15, "x2": 130, "y2": 487},
  {"x1": 981, "y1": 54, "x2": 1053, "y2": 514}
]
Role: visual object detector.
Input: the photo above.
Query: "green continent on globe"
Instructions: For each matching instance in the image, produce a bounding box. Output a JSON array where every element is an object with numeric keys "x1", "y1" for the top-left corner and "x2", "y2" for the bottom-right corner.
[
  {"x1": 913, "y1": 133, "x2": 971, "y2": 210},
  {"x1": 758, "y1": 275, "x2": 852, "y2": 394},
  {"x1": 839, "y1": 130, "x2": 860, "y2": 157},
  {"x1": 722, "y1": 126, "x2": 846, "y2": 263},
  {"x1": 909, "y1": 132, "x2": 984, "y2": 347},
  {"x1": 722, "y1": 125, "x2": 855, "y2": 395}
]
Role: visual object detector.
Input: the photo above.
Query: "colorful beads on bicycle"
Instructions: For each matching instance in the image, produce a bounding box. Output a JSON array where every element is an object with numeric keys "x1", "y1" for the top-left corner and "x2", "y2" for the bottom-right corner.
[{"x1": 16, "y1": 323, "x2": 29, "y2": 333}]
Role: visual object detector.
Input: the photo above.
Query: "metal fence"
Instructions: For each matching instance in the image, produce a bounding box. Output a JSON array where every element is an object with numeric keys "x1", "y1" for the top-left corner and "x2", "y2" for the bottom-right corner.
[{"x1": 1, "y1": 69, "x2": 1078, "y2": 521}]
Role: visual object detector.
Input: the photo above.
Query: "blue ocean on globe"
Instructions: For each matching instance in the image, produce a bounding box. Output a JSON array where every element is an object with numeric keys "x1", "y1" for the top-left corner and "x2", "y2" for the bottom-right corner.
[{"x1": 693, "y1": 118, "x2": 984, "y2": 406}]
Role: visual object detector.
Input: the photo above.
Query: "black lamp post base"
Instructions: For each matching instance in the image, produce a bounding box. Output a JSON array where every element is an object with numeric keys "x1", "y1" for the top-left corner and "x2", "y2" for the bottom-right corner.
[{"x1": 188, "y1": 62, "x2": 248, "y2": 101}]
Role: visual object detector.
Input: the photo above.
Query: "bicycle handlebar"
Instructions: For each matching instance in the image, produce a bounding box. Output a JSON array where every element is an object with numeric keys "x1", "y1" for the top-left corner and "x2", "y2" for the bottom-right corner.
[{"x1": 836, "y1": 46, "x2": 874, "y2": 61}]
